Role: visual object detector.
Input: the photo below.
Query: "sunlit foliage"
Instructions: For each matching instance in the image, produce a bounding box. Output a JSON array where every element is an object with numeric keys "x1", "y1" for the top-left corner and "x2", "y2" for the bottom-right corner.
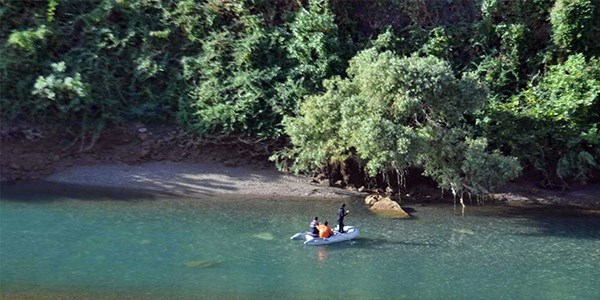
[{"x1": 278, "y1": 47, "x2": 521, "y2": 195}]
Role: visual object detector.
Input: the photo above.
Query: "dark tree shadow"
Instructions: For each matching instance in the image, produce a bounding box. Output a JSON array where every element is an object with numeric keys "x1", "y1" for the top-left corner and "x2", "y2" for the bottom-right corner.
[
  {"x1": 473, "y1": 204, "x2": 600, "y2": 240},
  {"x1": 0, "y1": 181, "x2": 175, "y2": 203}
]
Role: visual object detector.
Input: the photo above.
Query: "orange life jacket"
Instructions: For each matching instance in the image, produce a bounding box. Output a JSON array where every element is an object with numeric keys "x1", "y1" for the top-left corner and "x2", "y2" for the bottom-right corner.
[{"x1": 317, "y1": 224, "x2": 333, "y2": 238}]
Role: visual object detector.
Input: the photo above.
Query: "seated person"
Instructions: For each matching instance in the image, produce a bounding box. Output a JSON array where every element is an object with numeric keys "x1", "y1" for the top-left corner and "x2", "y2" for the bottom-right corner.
[
  {"x1": 317, "y1": 221, "x2": 334, "y2": 238},
  {"x1": 309, "y1": 216, "x2": 319, "y2": 236}
]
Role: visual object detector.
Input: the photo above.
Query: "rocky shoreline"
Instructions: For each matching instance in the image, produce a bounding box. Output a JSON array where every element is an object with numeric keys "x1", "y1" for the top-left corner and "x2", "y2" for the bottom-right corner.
[{"x1": 2, "y1": 124, "x2": 599, "y2": 210}]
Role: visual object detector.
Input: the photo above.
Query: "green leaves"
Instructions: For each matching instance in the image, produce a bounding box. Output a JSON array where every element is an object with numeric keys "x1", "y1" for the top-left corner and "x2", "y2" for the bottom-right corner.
[
  {"x1": 550, "y1": 0, "x2": 596, "y2": 55},
  {"x1": 279, "y1": 47, "x2": 520, "y2": 195},
  {"x1": 31, "y1": 61, "x2": 92, "y2": 126},
  {"x1": 476, "y1": 23, "x2": 525, "y2": 96},
  {"x1": 177, "y1": 0, "x2": 343, "y2": 137},
  {"x1": 287, "y1": 0, "x2": 339, "y2": 78},
  {"x1": 180, "y1": 7, "x2": 278, "y2": 135},
  {"x1": 420, "y1": 27, "x2": 451, "y2": 59},
  {"x1": 526, "y1": 54, "x2": 599, "y2": 122},
  {"x1": 482, "y1": 54, "x2": 600, "y2": 184},
  {"x1": 7, "y1": 25, "x2": 51, "y2": 53},
  {"x1": 32, "y1": 62, "x2": 88, "y2": 104},
  {"x1": 1, "y1": 0, "x2": 597, "y2": 187},
  {"x1": 177, "y1": 3, "x2": 285, "y2": 137},
  {"x1": 277, "y1": 0, "x2": 340, "y2": 115},
  {"x1": 460, "y1": 138, "x2": 521, "y2": 194}
]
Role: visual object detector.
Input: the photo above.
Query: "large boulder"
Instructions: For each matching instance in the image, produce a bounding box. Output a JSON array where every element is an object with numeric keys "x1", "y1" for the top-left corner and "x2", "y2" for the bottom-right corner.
[
  {"x1": 364, "y1": 194, "x2": 383, "y2": 205},
  {"x1": 370, "y1": 198, "x2": 410, "y2": 219}
]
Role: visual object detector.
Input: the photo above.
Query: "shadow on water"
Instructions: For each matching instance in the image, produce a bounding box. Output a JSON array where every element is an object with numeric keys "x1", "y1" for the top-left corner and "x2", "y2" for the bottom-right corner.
[
  {"x1": 0, "y1": 181, "x2": 177, "y2": 203},
  {"x1": 356, "y1": 237, "x2": 438, "y2": 248},
  {"x1": 401, "y1": 206, "x2": 418, "y2": 214},
  {"x1": 472, "y1": 204, "x2": 600, "y2": 240},
  {"x1": 401, "y1": 206, "x2": 420, "y2": 220},
  {"x1": 311, "y1": 237, "x2": 439, "y2": 251}
]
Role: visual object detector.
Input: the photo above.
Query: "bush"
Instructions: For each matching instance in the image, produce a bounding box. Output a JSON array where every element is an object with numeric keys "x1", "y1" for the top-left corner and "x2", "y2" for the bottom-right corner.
[
  {"x1": 550, "y1": 0, "x2": 595, "y2": 55},
  {"x1": 481, "y1": 54, "x2": 600, "y2": 185},
  {"x1": 7, "y1": 25, "x2": 51, "y2": 53},
  {"x1": 178, "y1": 9, "x2": 283, "y2": 137},
  {"x1": 476, "y1": 23, "x2": 526, "y2": 96},
  {"x1": 275, "y1": 0, "x2": 341, "y2": 116},
  {"x1": 277, "y1": 45, "x2": 521, "y2": 197}
]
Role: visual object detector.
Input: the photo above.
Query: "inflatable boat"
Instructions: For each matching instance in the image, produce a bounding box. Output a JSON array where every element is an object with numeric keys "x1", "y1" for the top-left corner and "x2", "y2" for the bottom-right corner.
[{"x1": 290, "y1": 226, "x2": 359, "y2": 245}]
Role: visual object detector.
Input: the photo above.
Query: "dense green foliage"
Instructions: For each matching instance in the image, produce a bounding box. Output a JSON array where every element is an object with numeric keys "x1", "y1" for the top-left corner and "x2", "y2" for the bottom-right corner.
[
  {"x1": 279, "y1": 48, "x2": 521, "y2": 196},
  {"x1": 481, "y1": 54, "x2": 599, "y2": 186},
  {"x1": 178, "y1": 4, "x2": 282, "y2": 136},
  {"x1": 2, "y1": 0, "x2": 599, "y2": 192},
  {"x1": 550, "y1": 0, "x2": 597, "y2": 55}
]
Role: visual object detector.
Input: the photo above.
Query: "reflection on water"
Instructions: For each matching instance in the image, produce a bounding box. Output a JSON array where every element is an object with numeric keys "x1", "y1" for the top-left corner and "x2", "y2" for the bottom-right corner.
[
  {"x1": 1, "y1": 181, "x2": 599, "y2": 299},
  {"x1": 316, "y1": 247, "x2": 328, "y2": 263}
]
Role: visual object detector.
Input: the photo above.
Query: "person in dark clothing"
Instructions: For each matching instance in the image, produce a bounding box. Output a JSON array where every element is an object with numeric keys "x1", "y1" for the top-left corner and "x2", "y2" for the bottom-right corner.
[
  {"x1": 309, "y1": 216, "x2": 319, "y2": 236},
  {"x1": 337, "y1": 203, "x2": 349, "y2": 233}
]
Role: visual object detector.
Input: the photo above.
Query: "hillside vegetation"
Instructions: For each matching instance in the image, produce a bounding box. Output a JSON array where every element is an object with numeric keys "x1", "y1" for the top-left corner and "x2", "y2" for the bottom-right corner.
[{"x1": 2, "y1": 0, "x2": 599, "y2": 199}]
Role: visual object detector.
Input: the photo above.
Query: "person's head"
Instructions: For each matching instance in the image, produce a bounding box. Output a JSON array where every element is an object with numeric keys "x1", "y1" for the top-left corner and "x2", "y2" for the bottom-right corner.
[
  {"x1": 314, "y1": 216, "x2": 318, "y2": 221},
  {"x1": 341, "y1": 203, "x2": 346, "y2": 208},
  {"x1": 324, "y1": 221, "x2": 328, "y2": 226}
]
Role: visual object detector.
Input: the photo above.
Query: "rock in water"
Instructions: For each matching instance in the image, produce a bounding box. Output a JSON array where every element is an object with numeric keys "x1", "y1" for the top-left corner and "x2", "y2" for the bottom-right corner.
[
  {"x1": 252, "y1": 232, "x2": 274, "y2": 240},
  {"x1": 370, "y1": 199, "x2": 410, "y2": 219},
  {"x1": 365, "y1": 194, "x2": 383, "y2": 205},
  {"x1": 184, "y1": 260, "x2": 219, "y2": 268}
]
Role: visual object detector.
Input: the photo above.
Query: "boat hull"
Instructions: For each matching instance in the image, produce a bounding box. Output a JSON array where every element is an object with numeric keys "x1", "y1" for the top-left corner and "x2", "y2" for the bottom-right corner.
[{"x1": 290, "y1": 226, "x2": 359, "y2": 245}]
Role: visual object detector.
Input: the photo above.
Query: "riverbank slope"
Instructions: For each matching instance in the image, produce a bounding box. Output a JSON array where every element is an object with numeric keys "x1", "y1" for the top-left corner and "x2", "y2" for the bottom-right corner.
[{"x1": 2, "y1": 124, "x2": 599, "y2": 208}]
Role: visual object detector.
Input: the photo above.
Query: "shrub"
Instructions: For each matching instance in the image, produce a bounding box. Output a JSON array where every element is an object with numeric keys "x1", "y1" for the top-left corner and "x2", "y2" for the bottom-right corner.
[
  {"x1": 550, "y1": 0, "x2": 595, "y2": 55},
  {"x1": 481, "y1": 54, "x2": 600, "y2": 185},
  {"x1": 277, "y1": 46, "x2": 521, "y2": 198}
]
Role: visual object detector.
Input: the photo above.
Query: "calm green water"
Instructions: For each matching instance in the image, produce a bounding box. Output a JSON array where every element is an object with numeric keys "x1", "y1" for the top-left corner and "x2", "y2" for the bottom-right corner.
[{"x1": 1, "y1": 182, "x2": 599, "y2": 299}]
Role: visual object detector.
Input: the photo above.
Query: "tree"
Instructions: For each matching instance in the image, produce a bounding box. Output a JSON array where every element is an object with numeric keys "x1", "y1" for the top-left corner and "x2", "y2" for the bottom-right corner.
[
  {"x1": 482, "y1": 54, "x2": 600, "y2": 187},
  {"x1": 277, "y1": 45, "x2": 521, "y2": 204},
  {"x1": 275, "y1": 0, "x2": 341, "y2": 116},
  {"x1": 177, "y1": 1, "x2": 284, "y2": 137},
  {"x1": 550, "y1": 0, "x2": 596, "y2": 56}
]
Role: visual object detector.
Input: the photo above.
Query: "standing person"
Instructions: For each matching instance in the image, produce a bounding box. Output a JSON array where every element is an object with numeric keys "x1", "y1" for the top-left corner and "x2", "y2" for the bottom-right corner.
[
  {"x1": 317, "y1": 221, "x2": 334, "y2": 238},
  {"x1": 337, "y1": 203, "x2": 349, "y2": 233},
  {"x1": 309, "y1": 216, "x2": 319, "y2": 236}
]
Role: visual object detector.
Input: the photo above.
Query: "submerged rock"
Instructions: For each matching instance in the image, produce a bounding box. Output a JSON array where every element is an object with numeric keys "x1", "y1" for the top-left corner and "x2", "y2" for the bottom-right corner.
[
  {"x1": 370, "y1": 199, "x2": 410, "y2": 219},
  {"x1": 184, "y1": 260, "x2": 219, "y2": 268},
  {"x1": 252, "y1": 232, "x2": 274, "y2": 240}
]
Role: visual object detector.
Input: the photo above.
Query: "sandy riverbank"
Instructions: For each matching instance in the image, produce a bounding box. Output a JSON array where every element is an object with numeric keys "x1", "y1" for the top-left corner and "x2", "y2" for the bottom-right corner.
[
  {"x1": 41, "y1": 160, "x2": 600, "y2": 210},
  {"x1": 45, "y1": 161, "x2": 361, "y2": 199}
]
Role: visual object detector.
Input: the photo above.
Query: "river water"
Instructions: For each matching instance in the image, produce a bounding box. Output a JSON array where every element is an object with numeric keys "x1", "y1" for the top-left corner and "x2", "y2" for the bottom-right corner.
[{"x1": 1, "y1": 182, "x2": 599, "y2": 299}]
